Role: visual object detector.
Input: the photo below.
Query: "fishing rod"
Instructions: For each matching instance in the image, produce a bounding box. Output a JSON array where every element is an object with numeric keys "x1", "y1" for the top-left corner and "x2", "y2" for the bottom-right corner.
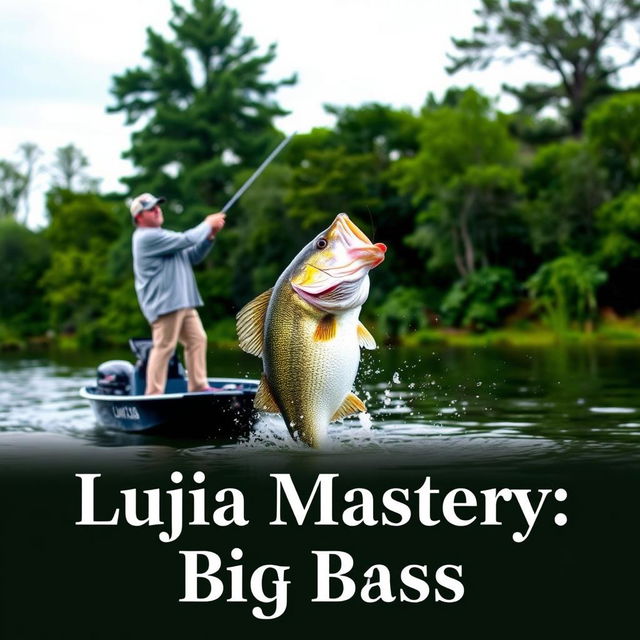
[
  {"x1": 172, "y1": 133, "x2": 295, "y2": 216},
  {"x1": 221, "y1": 132, "x2": 296, "y2": 213}
]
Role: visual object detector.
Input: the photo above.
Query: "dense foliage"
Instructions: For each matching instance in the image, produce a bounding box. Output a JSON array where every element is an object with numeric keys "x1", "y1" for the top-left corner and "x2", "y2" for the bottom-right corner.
[
  {"x1": 2, "y1": 0, "x2": 640, "y2": 348},
  {"x1": 107, "y1": 0, "x2": 295, "y2": 218}
]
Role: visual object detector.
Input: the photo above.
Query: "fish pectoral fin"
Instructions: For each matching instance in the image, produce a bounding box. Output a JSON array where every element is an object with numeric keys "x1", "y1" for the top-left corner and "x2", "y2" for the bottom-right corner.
[
  {"x1": 314, "y1": 314, "x2": 337, "y2": 341},
  {"x1": 331, "y1": 392, "x2": 367, "y2": 422},
  {"x1": 236, "y1": 288, "x2": 273, "y2": 357},
  {"x1": 357, "y1": 322, "x2": 377, "y2": 350},
  {"x1": 254, "y1": 374, "x2": 280, "y2": 413}
]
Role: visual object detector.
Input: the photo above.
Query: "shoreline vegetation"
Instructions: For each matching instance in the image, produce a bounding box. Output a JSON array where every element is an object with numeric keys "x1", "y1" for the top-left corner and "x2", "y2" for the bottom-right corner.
[
  {"x1": 3, "y1": 315, "x2": 640, "y2": 352},
  {"x1": 3, "y1": 2, "x2": 640, "y2": 356}
]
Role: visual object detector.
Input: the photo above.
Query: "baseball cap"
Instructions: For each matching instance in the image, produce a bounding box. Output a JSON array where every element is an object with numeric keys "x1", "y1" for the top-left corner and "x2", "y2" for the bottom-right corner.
[{"x1": 129, "y1": 193, "x2": 166, "y2": 217}]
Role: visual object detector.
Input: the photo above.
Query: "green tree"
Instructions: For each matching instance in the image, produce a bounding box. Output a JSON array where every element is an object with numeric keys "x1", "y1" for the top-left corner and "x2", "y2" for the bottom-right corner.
[
  {"x1": 0, "y1": 143, "x2": 43, "y2": 224},
  {"x1": 597, "y1": 189, "x2": 640, "y2": 266},
  {"x1": 593, "y1": 188, "x2": 640, "y2": 313},
  {"x1": 108, "y1": 0, "x2": 295, "y2": 216},
  {"x1": 285, "y1": 104, "x2": 422, "y2": 303},
  {"x1": 41, "y1": 189, "x2": 122, "y2": 344},
  {"x1": 286, "y1": 105, "x2": 419, "y2": 228},
  {"x1": 0, "y1": 219, "x2": 50, "y2": 337},
  {"x1": 524, "y1": 140, "x2": 606, "y2": 258},
  {"x1": 50, "y1": 144, "x2": 95, "y2": 191},
  {"x1": 448, "y1": 0, "x2": 640, "y2": 135},
  {"x1": 226, "y1": 162, "x2": 301, "y2": 304},
  {"x1": 395, "y1": 88, "x2": 527, "y2": 279},
  {"x1": 45, "y1": 189, "x2": 120, "y2": 250},
  {"x1": 376, "y1": 287, "x2": 430, "y2": 341},
  {"x1": 16, "y1": 142, "x2": 42, "y2": 224},
  {"x1": 585, "y1": 92, "x2": 640, "y2": 194},
  {"x1": 526, "y1": 253, "x2": 607, "y2": 331},
  {"x1": 0, "y1": 160, "x2": 27, "y2": 219},
  {"x1": 441, "y1": 266, "x2": 521, "y2": 330},
  {"x1": 582, "y1": 93, "x2": 640, "y2": 313},
  {"x1": 285, "y1": 127, "x2": 379, "y2": 231}
]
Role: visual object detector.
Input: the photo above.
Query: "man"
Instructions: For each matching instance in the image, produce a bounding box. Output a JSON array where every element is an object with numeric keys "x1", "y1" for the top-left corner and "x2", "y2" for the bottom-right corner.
[{"x1": 130, "y1": 193, "x2": 225, "y2": 395}]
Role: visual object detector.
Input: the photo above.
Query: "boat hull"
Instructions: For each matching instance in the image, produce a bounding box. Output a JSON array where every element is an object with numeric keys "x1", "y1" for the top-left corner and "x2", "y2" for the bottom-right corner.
[{"x1": 80, "y1": 378, "x2": 259, "y2": 438}]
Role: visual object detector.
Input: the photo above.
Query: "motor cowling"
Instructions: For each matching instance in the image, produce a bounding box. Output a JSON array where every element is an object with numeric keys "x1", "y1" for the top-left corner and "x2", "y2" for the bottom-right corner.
[{"x1": 97, "y1": 360, "x2": 134, "y2": 395}]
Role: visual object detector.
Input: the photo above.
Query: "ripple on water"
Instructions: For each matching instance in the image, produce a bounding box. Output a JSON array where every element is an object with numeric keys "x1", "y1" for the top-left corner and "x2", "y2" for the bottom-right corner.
[
  {"x1": 589, "y1": 407, "x2": 636, "y2": 414},
  {"x1": 0, "y1": 364, "x2": 95, "y2": 434},
  {"x1": 2, "y1": 350, "x2": 640, "y2": 469}
]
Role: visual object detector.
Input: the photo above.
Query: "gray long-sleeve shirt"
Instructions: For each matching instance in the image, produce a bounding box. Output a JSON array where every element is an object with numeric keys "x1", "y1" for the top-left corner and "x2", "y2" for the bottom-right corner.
[{"x1": 132, "y1": 221, "x2": 214, "y2": 324}]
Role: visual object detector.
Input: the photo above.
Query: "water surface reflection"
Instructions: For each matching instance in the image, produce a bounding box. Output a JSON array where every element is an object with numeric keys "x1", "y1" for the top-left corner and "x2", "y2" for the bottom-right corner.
[{"x1": 1, "y1": 344, "x2": 639, "y2": 468}]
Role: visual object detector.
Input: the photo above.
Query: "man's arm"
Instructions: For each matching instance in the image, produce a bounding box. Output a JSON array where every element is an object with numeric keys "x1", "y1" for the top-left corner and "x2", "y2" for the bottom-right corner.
[
  {"x1": 187, "y1": 213, "x2": 226, "y2": 265},
  {"x1": 136, "y1": 221, "x2": 212, "y2": 258}
]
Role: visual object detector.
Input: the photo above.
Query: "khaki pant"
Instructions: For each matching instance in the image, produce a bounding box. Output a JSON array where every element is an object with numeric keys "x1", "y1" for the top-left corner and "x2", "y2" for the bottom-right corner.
[{"x1": 146, "y1": 308, "x2": 208, "y2": 395}]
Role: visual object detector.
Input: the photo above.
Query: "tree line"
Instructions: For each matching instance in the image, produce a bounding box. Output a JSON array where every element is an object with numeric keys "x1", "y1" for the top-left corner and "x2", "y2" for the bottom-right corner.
[{"x1": 2, "y1": 0, "x2": 640, "y2": 349}]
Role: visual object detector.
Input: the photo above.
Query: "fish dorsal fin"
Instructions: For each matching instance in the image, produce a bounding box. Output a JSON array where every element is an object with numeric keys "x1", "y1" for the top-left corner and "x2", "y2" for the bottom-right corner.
[
  {"x1": 254, "y1": 373, "x2": 280, "y2": 413},
  {"x1": 314, "y1": 314, "x2": 337, "y2": 342},
  {"x1": 236, "y1": 288, "x2": 273, "y2": 357},
  {"x1": 331, "y1": 392, "x2": 367, "y2": 422},
  {"x1": 357, "y1": 321, "x2": 377, "y2": 350}
]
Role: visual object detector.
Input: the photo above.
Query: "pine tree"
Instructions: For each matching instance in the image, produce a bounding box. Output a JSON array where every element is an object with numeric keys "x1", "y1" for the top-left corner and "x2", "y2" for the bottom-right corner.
[{"x1": 108, "y1": 0, "x2": 296, "y2": 216}]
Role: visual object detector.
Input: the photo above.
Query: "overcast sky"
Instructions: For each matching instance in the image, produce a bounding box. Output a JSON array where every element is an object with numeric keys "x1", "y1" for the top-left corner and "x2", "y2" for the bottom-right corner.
[{"x1": 1, "y1": 0, "x2": 553, "y2": 227}]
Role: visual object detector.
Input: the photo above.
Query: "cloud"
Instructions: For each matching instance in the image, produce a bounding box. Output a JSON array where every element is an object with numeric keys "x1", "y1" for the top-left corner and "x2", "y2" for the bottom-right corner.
[{"x1": 1, "y1": 0, "x2": 551, "y2": 227}]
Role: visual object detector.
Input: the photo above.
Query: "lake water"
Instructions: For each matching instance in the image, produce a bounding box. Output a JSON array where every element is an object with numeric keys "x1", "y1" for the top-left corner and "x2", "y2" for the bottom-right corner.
[
  {"x1": 1, "y1": 343, "x2": 639, "y2": 469},
  {"x1": 1, "y1": 343, "x2": 638, "y2": 636}
]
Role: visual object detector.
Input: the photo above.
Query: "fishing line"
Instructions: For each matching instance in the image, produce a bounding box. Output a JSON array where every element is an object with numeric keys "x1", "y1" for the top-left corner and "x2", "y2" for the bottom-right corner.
[{"x1": 365, "y1": 206, "x2": 377, "y2": 241}]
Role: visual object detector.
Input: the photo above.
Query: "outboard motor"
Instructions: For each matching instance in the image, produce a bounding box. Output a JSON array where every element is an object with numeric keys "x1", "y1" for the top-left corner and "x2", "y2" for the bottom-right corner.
[{"x1": 97, "y1": 360, "x2": 135, "y2": 395}]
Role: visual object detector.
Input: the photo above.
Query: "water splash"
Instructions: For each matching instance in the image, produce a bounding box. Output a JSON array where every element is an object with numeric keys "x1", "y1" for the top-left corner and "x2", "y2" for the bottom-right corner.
[{"x1": 3, "y1": 347, "x2": 640, "y2": 462}]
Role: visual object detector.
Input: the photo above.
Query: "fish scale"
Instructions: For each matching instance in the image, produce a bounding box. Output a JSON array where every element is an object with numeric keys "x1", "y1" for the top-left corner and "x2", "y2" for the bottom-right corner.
[
  {"x1": 236, "y1": 213, "x2": 386, "y2": 447},
  {"x1": 265, "y1": 290, "x2": 361, "y2": 446}
]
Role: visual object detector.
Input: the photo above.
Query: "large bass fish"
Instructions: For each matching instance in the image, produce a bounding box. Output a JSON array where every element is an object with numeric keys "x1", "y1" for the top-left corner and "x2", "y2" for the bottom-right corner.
[{"x1": 236, "y1": 213, "x2": 386, "y2": 447}]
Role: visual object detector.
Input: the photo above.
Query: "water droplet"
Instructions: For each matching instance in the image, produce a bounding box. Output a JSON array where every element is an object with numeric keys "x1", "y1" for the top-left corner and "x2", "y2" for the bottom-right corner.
[{"x1": 358, "y1": 413, "x2": 373, "y2": 429}]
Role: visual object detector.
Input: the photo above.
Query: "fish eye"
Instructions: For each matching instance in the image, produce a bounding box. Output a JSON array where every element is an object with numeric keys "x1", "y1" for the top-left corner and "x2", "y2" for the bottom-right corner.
[{"x1": 316, "y1": 237, "x2": 328, "y2": 249}]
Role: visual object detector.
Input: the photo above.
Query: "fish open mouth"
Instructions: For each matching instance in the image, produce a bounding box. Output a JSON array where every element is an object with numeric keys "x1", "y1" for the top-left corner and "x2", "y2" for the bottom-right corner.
[
  {"x1": 312, "y1": 243, "x2": 387, "y2": 279},
  {"x1": 345, "y1": 243, "x2": 387, "y2": 268},
  {"x1": 291, "y1": 264, "x2": 341, "y2": 297},
  {"x1": 290, "y1": 213, "x2": 386, "y2": 303},
  {"x1": 291, "y1": 277, "x2": 365, "y2": 310},
  {"x1": 296, "y1": 270, "x2": 341, "y2": 296},
  {"x1": 291, "y1": 279, "x2": 339, "y2": 300},
  {"x1": 338, "y1": 213, "x2": 372, "y2": 244}
]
